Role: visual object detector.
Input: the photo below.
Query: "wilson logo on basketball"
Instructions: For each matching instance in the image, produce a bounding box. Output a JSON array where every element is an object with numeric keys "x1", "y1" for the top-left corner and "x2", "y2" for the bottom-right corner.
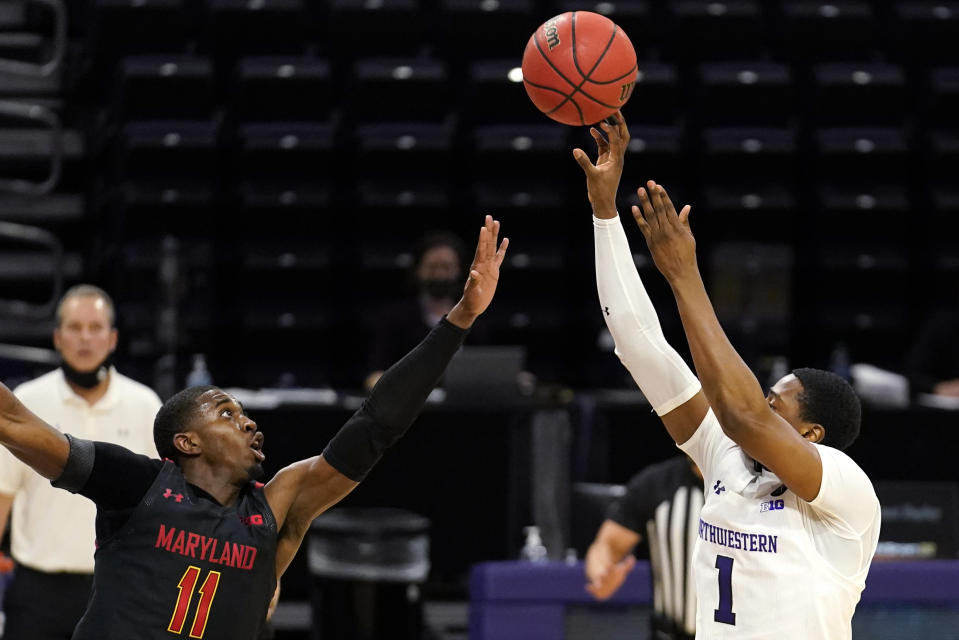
[{"x1": 543, "y1": 17, "x2": 561, "y2": 50}]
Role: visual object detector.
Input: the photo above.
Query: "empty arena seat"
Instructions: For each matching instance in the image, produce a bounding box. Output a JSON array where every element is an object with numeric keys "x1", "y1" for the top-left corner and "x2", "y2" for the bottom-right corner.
[
  {"x1": 666, "y1": 1, "x2": 766, "y2": 61},
  {"x1": 232, "y1": 121, "x2": 336, "y2": 182},
  {"x1": 90, "y1": 0, "x2": 192, "y2": 58},
  {"x1": 205, "y1": 0, "x2": 309, "y2": 59},
  {"x1": 348, "y1": 58, "x2": 450, "y2": 123},
  {"x1": 325, "y1": 0, "x2": 427, "y2": 59},
  {"x1": 437, "y1": 0, "x2": 536, "y2": 60},
  {"x1": 113, "y1": 55, "x2": 215, "y2": 121},
  {"x1": 776, "y1": 1, "x2": 879, "y2": 62},
  {"x1": 463, "y1": 59, "x2": 541, "y2": 125},
  {"x1": 114, "y1": 120, "x2": 218, "y2": 182},
  {"x1": 807, "y1": 63, "x2": 907, "y2": 125},
  {"x1": 470, "y1": 123, "x2": 570, "y2": 181},
  {"x1": 924, "y1": 68, "x2": 959, "y2": 127},
  {"x1": 699, "y1": 127, "x2": 798, "y2": 182},
  {"x1": 695, "y1": 62, "x2": 795, "y2": 126},
  {"x1": 812, "y1": 127, "x2": 910, "y2": 182},
  {"x1": 814, "y1": 183, "x2": 911, "y2": 239},
  {"x1": 893, "y1": 2, "x2": 959, "y2": 64},
  {"x1": 924, "y1": 129, "x2": 959, "y2": 184},
  {"x1": 230, "y1": 56, "x2": 334, "y2": 122},
  {"x1": 354, "y1": 122, "x2": 454, "y2": 180},
  {"x1": 355, "y1": 179, "x2": 450, "y2": 211}
]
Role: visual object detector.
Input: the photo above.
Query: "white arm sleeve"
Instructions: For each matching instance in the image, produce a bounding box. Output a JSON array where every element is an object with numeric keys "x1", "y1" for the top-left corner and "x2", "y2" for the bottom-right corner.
[{"x1": 594, "y1": 215, "x2": 701, "y2": 416}]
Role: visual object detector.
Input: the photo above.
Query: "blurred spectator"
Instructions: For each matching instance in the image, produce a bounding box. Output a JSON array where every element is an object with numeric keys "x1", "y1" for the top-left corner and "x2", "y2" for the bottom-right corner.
[
  {"x1": 905, "y1": 309, "x2": 959, "y2": 397},
  {"x1": 364, "y1": 231, "x2": 489, "y2": 391}
]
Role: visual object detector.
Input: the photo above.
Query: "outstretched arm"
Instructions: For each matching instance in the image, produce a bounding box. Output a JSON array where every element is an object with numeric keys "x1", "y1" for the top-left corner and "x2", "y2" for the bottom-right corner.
[
  {"x1": 631, "y1": 183, "x2": 822, "y2": 500},
  {"x1": 0, "y1": 383, "x2": 69, "y2": 480},
  {"x1": 573, "y1": 112, "x2": 708, "y2": 444},
  {"x1": 266, "y1": 215, "x2": 508, "y2": 576}
]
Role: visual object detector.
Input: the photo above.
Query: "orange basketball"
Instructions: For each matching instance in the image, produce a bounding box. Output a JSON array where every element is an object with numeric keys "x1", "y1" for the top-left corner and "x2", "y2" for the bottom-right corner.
[{"x1": 521, "y1": 11, "x2": 637, "y2": 126}]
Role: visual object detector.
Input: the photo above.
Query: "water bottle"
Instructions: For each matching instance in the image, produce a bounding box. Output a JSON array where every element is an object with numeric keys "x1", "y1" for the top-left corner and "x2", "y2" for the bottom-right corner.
[
  {"x1": 519, "y1": 526, "x2": 548, "y2": 563},
  {"x1": 186, "y1": 354, "x2": 213, "y2": 387}
]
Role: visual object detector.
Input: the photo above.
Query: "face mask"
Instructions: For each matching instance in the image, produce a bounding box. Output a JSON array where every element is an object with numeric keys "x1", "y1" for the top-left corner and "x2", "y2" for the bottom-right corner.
[
  {"x1": 422, "y1": 278, "x2": 461, "y2": 301},
  {"x1": 61, "y1": 352, "x2": 114, "y2": 389}
]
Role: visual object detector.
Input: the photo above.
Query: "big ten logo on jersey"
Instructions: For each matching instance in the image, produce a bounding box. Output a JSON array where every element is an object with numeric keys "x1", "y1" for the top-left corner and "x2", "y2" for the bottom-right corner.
[
  {"x1": 240, "y1": 514, "x2": 264, "y2": 526},
  {"x1": 760, "y1": 499, "x2": 785, "y2": 513}
]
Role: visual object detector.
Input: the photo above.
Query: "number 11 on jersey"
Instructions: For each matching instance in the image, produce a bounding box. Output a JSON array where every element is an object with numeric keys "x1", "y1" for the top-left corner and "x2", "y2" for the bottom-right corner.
[
  {"x1": 714, "y1": 555, "x2": 737, "y2": 625},
  {"x1": 168, "y1": 566, "x2": 221, "y2": 638}
]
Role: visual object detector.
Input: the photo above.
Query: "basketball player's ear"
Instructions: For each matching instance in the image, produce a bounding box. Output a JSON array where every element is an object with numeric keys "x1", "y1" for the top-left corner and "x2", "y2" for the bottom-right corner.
[
  {"x1": 802, "y1": 423, "x2": 825, "y2": 444},
  {"x1": 173, "y1": 432, "x2": 201, "y2": 457}
]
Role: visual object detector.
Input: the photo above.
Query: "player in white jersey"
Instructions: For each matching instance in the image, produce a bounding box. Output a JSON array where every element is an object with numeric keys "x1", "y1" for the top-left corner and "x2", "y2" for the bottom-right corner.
[{"x1": 573, "y1": 111, "x2": 881, "y2": 639}]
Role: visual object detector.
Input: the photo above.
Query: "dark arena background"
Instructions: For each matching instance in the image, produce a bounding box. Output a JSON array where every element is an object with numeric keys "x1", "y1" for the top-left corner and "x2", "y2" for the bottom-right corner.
[{"x1": 0, "y1": 1, "x2": 958, "y2": 639}]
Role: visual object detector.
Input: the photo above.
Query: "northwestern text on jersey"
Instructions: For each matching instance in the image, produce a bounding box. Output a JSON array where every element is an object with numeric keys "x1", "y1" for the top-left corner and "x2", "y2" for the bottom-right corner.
[{"x1": 698, "y1": 518, "x2": 778, "y2": 554}]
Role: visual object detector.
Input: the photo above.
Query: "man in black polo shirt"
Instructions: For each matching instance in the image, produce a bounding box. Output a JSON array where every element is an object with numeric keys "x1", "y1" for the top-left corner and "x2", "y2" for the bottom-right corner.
[{"x1": 0, "y1": 216, "x2": 508, "y2": 640}]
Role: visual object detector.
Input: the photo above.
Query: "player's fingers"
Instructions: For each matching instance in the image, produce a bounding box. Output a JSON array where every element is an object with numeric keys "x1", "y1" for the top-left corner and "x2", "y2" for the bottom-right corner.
[
  {"x1": 590, "y1": 127, "x2": 609, "y2": 150},
  {"x1": 621, "y1": 555, "x2": 637, "y2": 571},
  {"x1": 679, "y1": 204, "x2": 692, "y2": 228},
  {"x1": 487, "y1": 216, "x2": 497, "y2": 256},
  {"x1": 572, "y1": 148, "x2": 597, "y2": 174},
  {"x1": 637, "y1": 187, "x2": 658, "y2": 230},
  {"x1": 648, "y1": 180, "x2": 668, "y2": 225},
  {"x1": 495, "y1": 236, "x2": 509, "y2": 267},
  {"x1": 473, "y1": 223, "x2": 488, "y2": 264},
  {"x1": 657, "y1": 185, "x2": 681, "y2": 229},
  {"x1": 601, "y1": 119, "x2": 622, "y2": 153},
  {"x1": 612, "y1": 109, "x2": 629, "y2": 142},
  {"x1": 632, "y1": 204, "x2": 652, "y2": 238}
]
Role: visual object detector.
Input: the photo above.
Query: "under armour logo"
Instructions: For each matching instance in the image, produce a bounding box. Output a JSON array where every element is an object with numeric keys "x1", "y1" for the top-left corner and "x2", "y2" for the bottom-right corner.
[
  {"x1": 163, "y1": 488, "x2": 184, "y2": 503},
  {"x1": 603, "y1": 306, "x2": 610, "y2": 316},
  {"x1": 713, "y1": 480, "x2": 726, "y2": 495}
]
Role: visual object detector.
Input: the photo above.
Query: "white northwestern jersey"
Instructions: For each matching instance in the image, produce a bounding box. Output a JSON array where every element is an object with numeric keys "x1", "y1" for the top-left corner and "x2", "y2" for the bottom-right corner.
[{"x1": 679, "y1": 409, "x2": 880, "y2": 639}]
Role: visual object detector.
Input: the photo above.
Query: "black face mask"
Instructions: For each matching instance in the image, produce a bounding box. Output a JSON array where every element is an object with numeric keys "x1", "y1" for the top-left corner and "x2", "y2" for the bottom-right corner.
[
  {"x1": 422, "y1": 278, "x2": 461, "y2": 301},
  {"x1": 61, "y1": 352, "x2": 114, "y2": 389}
]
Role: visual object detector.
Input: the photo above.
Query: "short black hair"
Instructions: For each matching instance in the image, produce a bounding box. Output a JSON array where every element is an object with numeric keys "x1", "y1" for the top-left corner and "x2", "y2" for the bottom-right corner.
[
  {"x1": 154, "y1": 385, "x2": 217, "y2": 462},
  {"x1": 792, "y1": 368, "x2": 861, "y2": 451}
]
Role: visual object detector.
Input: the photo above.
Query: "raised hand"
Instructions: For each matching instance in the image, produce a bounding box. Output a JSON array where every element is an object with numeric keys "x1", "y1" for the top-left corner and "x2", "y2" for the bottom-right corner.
[
  {"x1": 586, "y1": 554, "x2": 636, "y2": 601},
  {"x1": 632, "y1": 180, "x2": 698, "y2": 284},
  {"x1": 572, "y1": 110, "x2": 630, "y2": 218},
  {"x1": 447, "y1": 215, "x2": 509, "y2": 328}
]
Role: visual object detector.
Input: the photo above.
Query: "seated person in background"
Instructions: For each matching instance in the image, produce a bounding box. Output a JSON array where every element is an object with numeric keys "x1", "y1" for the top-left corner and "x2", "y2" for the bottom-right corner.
[
  {"x1": 905, "y1": 307, "x2": 959, "y2": 398},
  {"x1": 364, "y1": 231, "x2": 489, "y2": 390},
  {"x1": 586, "y1": 455, "x2": 703, "y2": 640}
]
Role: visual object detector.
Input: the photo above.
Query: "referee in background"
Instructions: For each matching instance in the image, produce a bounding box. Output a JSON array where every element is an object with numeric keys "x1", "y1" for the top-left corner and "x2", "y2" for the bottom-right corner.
[{"x1": 585, "y1": 455, "x2": 704, "y2": 640}]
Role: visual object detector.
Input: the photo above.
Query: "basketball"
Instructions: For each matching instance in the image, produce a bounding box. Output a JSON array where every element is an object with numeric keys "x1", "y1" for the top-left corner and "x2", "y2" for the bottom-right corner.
[{"x1": 521, "y1": 11, "x2": 637, "y2": 126}]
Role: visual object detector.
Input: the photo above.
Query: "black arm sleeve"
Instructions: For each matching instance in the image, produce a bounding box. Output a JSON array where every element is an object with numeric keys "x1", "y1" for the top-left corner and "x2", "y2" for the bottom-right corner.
[
  {"x1": 51, "y1": 436, "x2": 161, "y2": 511},
  {"x1": 324, "y1": 317, "x2": 469, "y2": 481}
]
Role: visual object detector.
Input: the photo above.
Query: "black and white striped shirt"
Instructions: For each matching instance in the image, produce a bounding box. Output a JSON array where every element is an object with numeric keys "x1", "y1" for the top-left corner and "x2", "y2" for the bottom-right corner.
[{"x1": 607, "y1": 455, "x2": 704, "y2": 640}]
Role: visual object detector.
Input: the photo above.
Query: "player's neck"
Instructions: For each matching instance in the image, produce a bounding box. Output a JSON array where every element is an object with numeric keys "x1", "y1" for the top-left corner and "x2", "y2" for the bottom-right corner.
[{"x1": 180, "y1": 463, "x2": 243, "y2": 507}]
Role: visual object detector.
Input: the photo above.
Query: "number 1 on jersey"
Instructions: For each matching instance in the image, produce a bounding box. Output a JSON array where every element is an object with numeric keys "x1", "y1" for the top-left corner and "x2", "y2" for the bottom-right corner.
[
  {"x1": 168, "y1": 566, "x2": 221, "y2": 638},
  {"x1": 714, "y1": 555, "x2": 736, "y2": 625}
]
